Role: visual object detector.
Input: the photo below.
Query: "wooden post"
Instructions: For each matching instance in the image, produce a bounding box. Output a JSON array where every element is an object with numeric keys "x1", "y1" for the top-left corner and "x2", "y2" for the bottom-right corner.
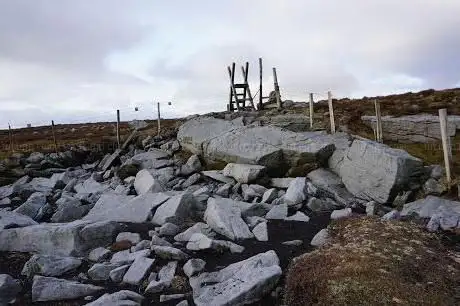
[
  {"x1": 8, "y1": 124, "x2": 13, "y2": 152},
  {"x1": 116, "y1": 109, "x2": 121, "y2": 149},
  {"x1": 273, "y1": 67, "x2": 281, "y2": 109},
  {"x1": 439, "y1": 108, "x2": 452, "y2": 185},
  {"x1": 241, "y1": 65, "x2": 255, "y2": 110},
  {"x1": 51, "y1": 120, "x2": 58, "y2": 153},
  {"x1": 259, "y1": 58, "x2": 263, "y2": 110},
  {"x1": 227, "y1": 64, "x2": 240, "y2": 111},
  {"x1": 309, "y1": 93, "x2": 314, "y2": 129},
  {"x1": 328, "y1": 91, "x2": 336, "y2": 133},
  {"x1": 374, "y1": 99, "x2": 383, "y2": 142},
  {"x1": 157, "y1": 102, "x2": 161, "y2": 136}
]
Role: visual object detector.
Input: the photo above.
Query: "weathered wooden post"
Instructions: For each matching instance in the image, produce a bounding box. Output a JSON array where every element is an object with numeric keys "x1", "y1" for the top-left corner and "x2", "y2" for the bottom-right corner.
[
  {"x1": 51, "y1": 120, "x2": 58, "y2": 153},
  {"x1": 259, "y1": 58, "x2": 263, "y2": 110},
  {"x1": 157, "y1": 102, "x2": 161, "y2": 136},
  {"x1": 328, "y1": 91, "x2": 336, "y2": 133},
  {"x1": 116, "y1": 109, "x2": 121, "y2": 149},
  {"x1": 374, "y1": 99, "x2": 383, "y2": 142},
  {"x1": 439, "y1": 108, "x2": 452, "y2": 185},
  {"x1": 8, "y1": 124, "x2": 13, "y2": 152},
  {"x1": 241, "y1": 64, "x2": 255, "y2": 110},
  {"x1": 309, "y1": 93, "x2": 314, "y2": 129},
  {"x1": 273, "y1": 68, "x2": 282, "y2": 109}
]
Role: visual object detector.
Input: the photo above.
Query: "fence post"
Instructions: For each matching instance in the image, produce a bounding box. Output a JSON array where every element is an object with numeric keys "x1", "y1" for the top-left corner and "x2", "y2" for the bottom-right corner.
[
  {"x1": 374, "y1": 99, "x2": 383, "y2": 143},
  {"x1": 116, "y1": 110, "x2": 121, "y2": 149},
  {"x1": 273, "y1": 68, "x2": 282, "y2": 109},
  {"x1": 328, "y1": 91, "x2": 336, "y2": 133},
  {"x1": 157, "y1": 102, "x2": 161, "y2": 136},
  {"x1": 259, "y1": 58, "x2": 263, "y2": 110},
  {"x1": 309, "y1": 93, "x2": 314, "y2": 129},
  {"x1": 439, "y1": 108, "x2": 452, "y2": 186},
  {"x1": 8, "y1": 124, "x2": 13, "y2": 152},
  {"x1": 51, "y1": 120, "x2": 58, "y2": 153}
]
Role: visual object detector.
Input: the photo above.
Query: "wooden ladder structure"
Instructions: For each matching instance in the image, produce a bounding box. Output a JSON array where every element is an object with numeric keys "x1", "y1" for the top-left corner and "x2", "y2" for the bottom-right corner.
[{"x1": 227, "y1": 62, "x2": 255, "y2": 112}]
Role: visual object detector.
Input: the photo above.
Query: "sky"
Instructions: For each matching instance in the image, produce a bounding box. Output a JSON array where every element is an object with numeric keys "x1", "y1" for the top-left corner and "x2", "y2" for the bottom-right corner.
[{"x1": 1, "y1": 0, "x2": 460, "y2": 128}]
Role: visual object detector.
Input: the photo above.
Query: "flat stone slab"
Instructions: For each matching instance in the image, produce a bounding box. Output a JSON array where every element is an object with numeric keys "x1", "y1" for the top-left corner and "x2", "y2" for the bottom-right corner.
[
  {"x1": 0, "y1": 210, "x2": 38, "y2": 230},
  {"x1": 32, "y1": 275, "x2": 104, "y2": 302},
  {"x1": 401, "y1": 196, "x2": 460, "y2": 218}
]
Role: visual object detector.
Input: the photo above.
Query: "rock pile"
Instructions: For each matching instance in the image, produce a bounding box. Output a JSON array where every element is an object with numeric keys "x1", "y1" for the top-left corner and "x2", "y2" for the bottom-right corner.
[{"x1": 0, "y1": 114, "x2": 458, "y2": 305}]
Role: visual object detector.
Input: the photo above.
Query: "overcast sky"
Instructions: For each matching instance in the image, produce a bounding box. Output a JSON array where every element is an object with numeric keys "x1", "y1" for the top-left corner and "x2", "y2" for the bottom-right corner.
[{"x1": 1, "y1": 0, "x2": 460, "y2": 128}]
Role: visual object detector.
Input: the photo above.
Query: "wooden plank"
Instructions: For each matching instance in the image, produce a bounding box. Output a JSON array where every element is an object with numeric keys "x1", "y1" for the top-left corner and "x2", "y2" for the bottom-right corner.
[
  {"x1": 309, "y1": 93, "x2": 314, "y2": 129},
  {"x1": 328, "y1": 91, "x2": 336, "y2": 133},
  {"x1": 374, "y1": 99, "x2": 383, "y2": 143},
  {"x1": 227, "y1": 65, "x2": 240, "y2": 111},
  {"x1": 8, "y1": 124, "x2": 13, "y2": 152},
  {"x1": 259, "y1": 58, "x2": 263, "y2": 110},
  {"x1": 51, "y1": 120, "x2": 58, "y2": 153},
  {"x1": 157, "y1": 102, "x2": 161, "y2": 136},
  {"x1": 439, "y1": 108, "x2": 452, "y2": 185},
  {"x1": 241, "y1": 65, "x2": 255, "y2": 110},
  {"x1": 116, "y1": 109, "x2": 121, "y2": 149},
  {"x1": 273, "y1": 67, "x2": 282, "y2": 109}
]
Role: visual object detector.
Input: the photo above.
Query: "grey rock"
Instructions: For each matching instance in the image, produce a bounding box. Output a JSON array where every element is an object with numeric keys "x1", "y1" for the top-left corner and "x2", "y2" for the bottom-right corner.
[
  {"x1": 79, "y1": 220, "x2": 121, "y2": 242},
  {"x1": 0, "y1": 220, "x2": 117, "y2": 256},
  {"x1": 151, "y1": 234, "x2": 173, "y2": 247},
  {"x1": 144, "y1": 261, "x2": 177, "y2": 294},
  {"x1": 129, "y1": 150, "x2": 170, "y2": 169},
  {"x1": 176, "y1": 301, "x2": 189, "y2": 306},
  {"x1": 222, "y1": 163, "x2": 266, "y2": 184},
  {"x1": 201, "y1": 170, "x2": 236, "y2": 184},
  {"x1": 423, "y1": 178, "x2": 445, "y2": 195},
  {"x1": 381, "y1": 210, "x2": 401, "y2": 221},
  {"x1": 150, "y1": 245, "x2": 189, "y2": 261},
  {"x1": 116, "y1": 232, "x2": 141, "y2": 244},
  {"x1": 265, "y1": 204, "x2": 288, "y2": 220},
  {"x1": 160, "y1": 294, "x2": 185, "y2": 302},
  {"x1": 182, "y1": 173, "x2": 201, "y2": 188},
  {"x1": 186, "y1": 233, "x2": 245, "y2": 254},
  {"x1": 110, "y1": 250, "x2": 151, "y2": 264},
  {"x1": 285, "y1": 211, "x2": 310, "y2": 222},
  {"x1": 330, "y1": 208, "x2": 352, "y2": 220},
  {"x1": 0, "y1": 274, "x2": 22, "y2": 305},
  {"x1": 365, "y1": 201, "x2": 379, "y2": 216},
  {"x1": 245, "y1": 216, "x2": 267, "y2": 229},
  {"x1": 88, "y1": 247, "x2": 111, "y2": 262},
  {"x1": 159, "y1": 223, "x2": 180, "y2": 236},
  {"x1": 311, "y1": 229, "x2": 330, "y2": 246},
  {"x1": 307, "y1": 168, "x2": 354, "y2": 206},
  {"x1": 22, "y1": 255, "x2": 82, "y2": 278},
  {"x1": 0, "y1": 210, "x2": 38, "y2": 230},
  {"x1": 282, "y1": 240, "x2": 303, "y2": 246},
  {"x1": 100, "y1": 149, "x2": 122, "y2": 172},
  {"x1": 183, "y1": 259, "x2": 206, "y2": 277},
  {"x1": 252, "y1": 222, "x2": 268, "y2": 241},
  {"x1": 13, "y1": 192, "x2": 47, "y2": 220},
  {"x1": 160, "y1": 139, "x2": 181, "y2": 154},
  {"x1": 430, "y1": 165, "x2": 444, "y2": 180},
  {"x1": 88, "y1": 262, "x2": 124, "y2": 281},
  {"x1": 190, "y1": 250, "x2": 281, "y2": 306},
  {"x1": 84, "y1": 290, "x2": 144, "y2": 306},
  {"x1": 83, "y1": 192, "x2": 169, "y2": 223},
  {"x1": 401, "y1": 196, "x2": 460, "y2": 218},
  {"x1": 152, "y1": 193, "x2": 194, "y2": 225},
  {"x1": 306, "y1": 197, "x2": 339, "y2": 212},
  {"x1": 284, "y1": 178, "x2": 307, "y2": 206},
  {"x1": 51, "y1": 198, "x2": 90, "y2": 223},
  {"x1": 331, "y1": 139, "x2": 423, "y2": 204},
  {"x1": 241, "y1": 184, "x2": 260, "y2": 201},
  {"x1": 180, "y1": 155, "x2": 202, "y2": 176},
  {"x1": 269, "y1": 178, "x2": 294, "y2": 189},
  {"x1": 134, "y1": 169, "x2": 164, "y2": 195},
  {"x1": 109, "y1": 265, "x2": 131, "y2": 283},
  {"x1": 27, "y1": 152, "x2": 45, "y2": 164},
  {"x1": 32, "y1": 275, "x2": 103, "y2": 302},
  {"x1": 174, "y1": 223, "x2": 215, "y2": 242},
  {"x1": 74, "y1": 178, "x2": 109, "y2": 195},
  {"x1": 0, "y1": 197, "x2": 12, "y2": 207},
  {"x1": 204, "y1": 198, "x2": 253, "y2": 240},
  {"x1": 215, "y1": 183, "x2": 233, "y2": 197},
  {"x1": 262, "y1": 188, "x2": 278, "y2": 203},
  {"x1": 123, "y1": 256, "x2": 155, "y2": 285},
  {"x1": 131, "y1": 240, "x2": 151, "y2": 252}
]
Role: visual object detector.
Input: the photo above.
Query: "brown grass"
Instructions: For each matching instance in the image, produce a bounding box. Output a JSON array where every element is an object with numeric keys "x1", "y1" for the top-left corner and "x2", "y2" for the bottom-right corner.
[{"x1": 285, "y1": 217, "x2": 460, "y2": 306}]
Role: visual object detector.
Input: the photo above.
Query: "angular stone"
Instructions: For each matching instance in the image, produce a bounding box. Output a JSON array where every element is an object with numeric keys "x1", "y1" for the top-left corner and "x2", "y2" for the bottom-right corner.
[
  {"x1": 88, "y1": 262, "x2": 123, "y2": 281},
  {"x1": 145, "y1": 261, "x2": 177, "y2": 294},
  {"x1": 285, "y1": 211, "x2": 310, "y2": 222},
  {"x1": 22, "y1": 255, "x2": 82, "y2": 278},
  {"x1": 331, "y1": 139, "x2": 424, "y2": 204},
  {"x1": 269, "y1": 178, "x2": 294, "y2": 189},
  {"x1": 129, "y1": 150, "x2": 170, "y2": 169},
  {"x1": 284, "y1": 178, "x2": 307, "y2": 206},
  {"x1": 423, "y1": 178, "x2": 445, "y2": 196},
  {"x1": 109, "y1": 265, "x2": 131, "y2": 283},
  {"x1": 151, "y1": 245, "x2": 189, "y2": 261},
  {"x1": 51, "y1": 198, "x2": 90, "y2": 223},
  {"x1": 134, "y1": 169, "x2": 165, "y2": 195},
  {"x1": 222, "y1": 163, "x2": 266, "y2": 184},
  {"x1": 0, "y1": 274, "x2": 22, "y2": 305},
  {"x1": 151, "y1": 234, "x2": 173, "y2": 247},
  {"x1": 306, "y1": 197, "x2": 338, "y2": 212},
  {"x1": 183, "y1": 259, "x2": 206, "y2": 277},
  {"x1": 13, "y1": 192, "x2": 47, "y2": 221},
  {"x1": 110, "y1": 249, "x2": 151, "y2": 264},
  {"x1": 83, "y1": 193, "x2": 169, "y2": 223},
  {"x1": 330, "y1": 208, "x2": 353, "y2": 220},
  {"x1": 381, "y1": 210, "x2": 401, "y2": 221},
  {"x1": 201, "y1": 171, "x2": 236, "y2": 184},
  {"x1": 266, "y1": 204, "x2": 288, "y2": 220},
  {"x1": 282, "y1": 240, "x2": 303, "y2": 246},
  {"x1": 100, "y1": 149, "x2": 122, "y2": 172},
  {"x1": 158, "y1": 223, "x2": 180, "y2": 236},
  {"x1": 31, "y1": 275, "x2": 103, "y2": 302},
  {"x1": 311, "y1": 229, "x2": 330, "y2": 246},
  {"x1": 152, "y1": 193, "x2": 194, "y2": 225},
  {"x1": 252, "y1": 222, "x2": 268, "y2": 241},
  {"x1": 88, "y1": 247, "x2": 111, "y2": 262},
  {"x1": 262, "y1": 188, "x2": 278, "y2": 203},
  {"x1": 180, "y1": 155, "x2": 202, "y2": 176},
  {"x1": 174, "y1": 222, "x2": 215, "y2": 242},
  {"x1": 116, "y1": 232, "x2": 141, "y2": 244},
  {"x1": 215, "y1": 183, "x2": 233, "y2": 197},
  {"x1": 123, "y1": 257, "x2": 155, "y2": 285},
  {"x1": 74, "y1": 178, "x2": 109, "y2": 195},
  {"x1": 204, "y1": 198, "x2": 253, "y2": 240},
  {"x1": 182, "y1": 173, "x2": 201, "y2": 188},
  {"x1": 0, "y1": 210, "x2": 38, "y2": 230},
  {"x1": 160, "y1": 294, "x2": 186, "y2": 302},
  {"x1": 84, "y1": 290, "x2": 144, "y2": 306},
  {"x1": 245, "y1": 216, "x2": 267, "y2": 229},
  {"x1": 131, "y1": 240, "x2": 151, "y2": 252},
  {"x1": 401, "y1": 196, "x2": 460, "y2": 218},
  {"x1": 190, "y1": 250, "x2": 282, "y2": 306},
  {"x1": 307, "y1": 168, "x2": 354, "y2": 206},
  {"x1": 186, "y1": 233, "x2": 244, "y2": 254}
]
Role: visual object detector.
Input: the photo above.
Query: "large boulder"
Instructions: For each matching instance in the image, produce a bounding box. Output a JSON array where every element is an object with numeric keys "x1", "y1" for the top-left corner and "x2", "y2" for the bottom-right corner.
[
  {"x1": 401, "y1": 196, "x2": 460, "y2": 218},
  {"x1": 0, "y1": 220, "x2": 118, "y2": 256},
  {"x1": 222, "y1": 163, "x2": 266, "y2": 184},
  {"x1": 0, "y1": 210, "x2": 38, "y2": 230},
  {"x1": 134, "y1": 169, "x2": 165, "y2": 195},
  {"x1": 190, "y1": 250, "x2": 282, "y2": 306},
  {"x1": 307, "y1": 168, "x2": 355, "y2": 206},
  {"x1": 330, "y1": 139, "x2": 424, "y2": 204},
  {"x1": 22, "y1": 255, "x2": 82, "y2": 278},
  {"x1": 13, "y1": 192, "x2": 47, "y2": 220},
  {"x1": 83, "y1": 193, "x2": 170, "y2": 223},
  {"x1": 204, "y1": 198, "x2": 253, "y2": 240}
]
